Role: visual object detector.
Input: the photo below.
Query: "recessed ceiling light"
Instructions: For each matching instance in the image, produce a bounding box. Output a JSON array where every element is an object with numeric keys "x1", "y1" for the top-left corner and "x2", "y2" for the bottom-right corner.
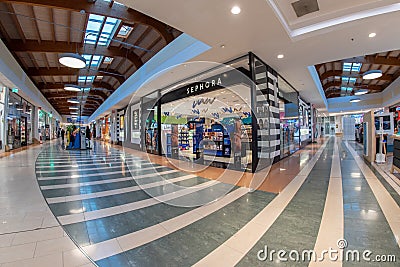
[
  {"x1": 362, "y1": 70, "x2": 382, "y2": 79},
  {"x1": 67, "y1": 98, "x2": 80, "y2": 104},
  {"x1": 354, "y1": 89, "x2": 368, "y2": 96},
  {"x1": 59, "y1": 53, "x2": 86, "y2": 69},
  {"x1": 368, "y1": 32, "x2": 376, "y2": 38},
  {"x1": 69, "y1": 106, "x2": 79, "y2": 110},
  {"x1": 231, "y1": 6, "x2": 241, "y2": 15},
  {"x1": 277, "y1": 54, "x2": 284, "y2": 59},
  {"x1": 64, "y1": 84, "x2": 81, "y2": 92},
  {"x1": 350, "y1": 98, "x2": 361, "y2": 103},
  {"x1": 220, "y1": 44, "x2": 225, "y2": 48}
]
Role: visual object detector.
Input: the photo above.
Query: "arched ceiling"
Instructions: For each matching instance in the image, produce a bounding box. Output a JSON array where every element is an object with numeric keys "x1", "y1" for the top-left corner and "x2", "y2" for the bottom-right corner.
[{"x1": 0, "y1": 0, "x2": 181, "y2": 116}]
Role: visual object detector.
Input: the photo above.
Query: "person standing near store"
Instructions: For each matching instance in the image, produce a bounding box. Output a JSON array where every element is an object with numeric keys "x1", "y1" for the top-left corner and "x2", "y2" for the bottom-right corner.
[
  {"x1": 61, "y1": 128, "x2": 65, "y2": 143},
  {"x1": 40, "y1": 126, "x2": 46, "y2": 143},
  {"x1": 93, "y1": 126, "x2": 96, "y2": 140},
  {"x1": 86, "y1": 126, "x2": 91, "y2": 148}
]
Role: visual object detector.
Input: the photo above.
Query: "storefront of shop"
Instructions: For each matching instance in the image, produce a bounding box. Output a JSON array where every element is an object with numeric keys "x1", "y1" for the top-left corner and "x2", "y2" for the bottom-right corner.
[
  {"x1": 0, "y1": 85, "x2": 6, "y2": 153},
  {"x1": 6, "y1": 91, "x2": 34, "y2": 151},
  {"x1": 123, "y1": 53, "x2": 291, "y2": 173},
  {"x1": 38, "y1": 109, "x2": 53, "y2": 142},
  {"x1": 278, "y1": 76, "x2": 300, "y2": 158}
]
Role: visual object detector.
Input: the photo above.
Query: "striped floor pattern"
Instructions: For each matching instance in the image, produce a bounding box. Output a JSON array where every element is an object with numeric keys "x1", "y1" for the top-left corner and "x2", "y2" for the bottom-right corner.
[{"x1": 34, "y1": 140, "x2": 400, "y2": 266}]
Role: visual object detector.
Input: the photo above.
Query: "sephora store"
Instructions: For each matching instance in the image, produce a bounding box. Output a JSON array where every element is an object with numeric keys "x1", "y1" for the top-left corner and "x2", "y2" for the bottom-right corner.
[{"x1": 124, "y1": 53, "x2": 296, "y2": 173}]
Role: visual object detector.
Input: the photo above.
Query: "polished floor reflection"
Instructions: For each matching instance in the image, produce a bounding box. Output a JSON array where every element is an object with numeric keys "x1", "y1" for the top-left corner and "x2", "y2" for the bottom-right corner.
[{"x1": 1, "y1": 137, "x2": 399, "y2": 266}]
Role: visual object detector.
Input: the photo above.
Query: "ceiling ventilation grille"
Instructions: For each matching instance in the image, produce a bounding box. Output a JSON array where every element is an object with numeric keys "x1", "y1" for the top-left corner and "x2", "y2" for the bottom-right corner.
[{"x1": 291, "y1": 0, "x2": 320, "y2": 18}]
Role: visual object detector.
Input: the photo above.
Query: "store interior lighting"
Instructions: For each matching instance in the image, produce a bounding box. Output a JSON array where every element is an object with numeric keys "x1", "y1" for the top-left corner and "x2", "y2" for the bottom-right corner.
[{"x1": 59, "y1": 53, "x2": 86, "y2": 69}]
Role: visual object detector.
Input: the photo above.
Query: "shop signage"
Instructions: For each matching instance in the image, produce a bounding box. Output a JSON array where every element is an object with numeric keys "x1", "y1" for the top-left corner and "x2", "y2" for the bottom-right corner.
[
  {"x1": 186, "y1": 78, "x2": 222, "y2": 96},
  {"x1": 160, "y1": 67, "x2": 249, "y2": 104},
  {"x1": 132, "y1": 109, "x2": 139, "y2": 130},
  {"x1": 11, "y1": 88, "x2": 18, "y2": 93}
]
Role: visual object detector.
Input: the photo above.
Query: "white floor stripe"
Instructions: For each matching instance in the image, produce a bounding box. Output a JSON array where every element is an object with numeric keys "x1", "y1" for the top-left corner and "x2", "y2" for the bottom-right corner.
[
  {"x1": 36, "y1": 160, "x2": 149, "y2": 171},
  {"x1": 58, "y1": 178, "x2": 219, "y2": 225},
  {"x1": 36, "y1": 162, "x2": 155, "y2": 174},
  {"x1": 309, "y1": 139, "x2": 343, "y2": 267},
  {"x1": 37, "y1": 154, "x2": 126, "y2": 160},
  {"x1": 46, "y1": 170, "x2": 180, "y2": 204},
  {"x1": 41, "y1": 169, "x2": 181, "y2": 190},
  {"x1": 36, "y1": 156, "x2": 139, "y2": 164},
  {"x1": 36, "y1": 157, "x2": 138, "y2": 165},
  {"x1": 80, "y1": 187, "x2": 249, "y2": 261},
  {"x1": 371, "y1": 162, "x2": 400, "y2": 195},
  {"x1": 193, "y1": 137, "x2": 330, "y2": 267},
  {"x1": 37, "y1": 165, "x2": 166, "y2": 180},
  {"x1": 345, "y1": 142, "x2": 400, "y2": 248}
]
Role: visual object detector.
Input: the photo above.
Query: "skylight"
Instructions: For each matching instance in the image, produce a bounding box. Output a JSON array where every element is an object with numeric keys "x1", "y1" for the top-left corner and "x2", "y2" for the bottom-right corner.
[
  {"x1": 103, "y1": 57, "x2": 114, "y2": 64},
  {"x1": 82, "y1": 54, "x2": 103, "y2": 69},
  {"x1": 117, "y1": 25, "x2": 133, "y2": 38},
  {"x1": 102, "y1": 0, "x2": 124, "y2": 5},
  {"x1": 78, "y1": 76, "x2": 95, "y2": 83},
  {"x1": 84, "y1": 14, "x2": 120, "y2": 46},
  {"x1": 343, "y1": 62, "x2": 362, "y2": 72},
  {"x1": 342, "y1": 76, "x2": 357, "y2": 84},
  {"x1": 340, "y1": 86, "x2": 353, "y2": 96}
]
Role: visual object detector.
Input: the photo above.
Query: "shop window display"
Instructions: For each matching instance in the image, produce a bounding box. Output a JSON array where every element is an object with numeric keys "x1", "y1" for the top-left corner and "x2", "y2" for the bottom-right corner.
[
  {"x1": 160, "y1": 88, "x2": 252, "y2": 171},
  {"x1": 0, "y1": 86, "x2": 5, "y2": 151},
  {"x1": 278, "y1": 77, "x2": 300, "y2": 159},
  {"x1": 6, "y1": 92, "x2": 33, "y2": 151}
]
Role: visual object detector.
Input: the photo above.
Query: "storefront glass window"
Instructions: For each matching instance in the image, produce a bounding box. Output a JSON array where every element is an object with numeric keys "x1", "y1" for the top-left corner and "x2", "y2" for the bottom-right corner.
[
  {"x1": 160, "y1": 85, "x2": 252, "y2": 171},
  {"x1": 278, "y1": 76, "x2": 300, "y2": 158},
  {"x1": 5, "y1": 92, "x2": 33, "y2": 150},
  {"x1": 0, "y1": 86, "x2": 6, "y2": 151}
]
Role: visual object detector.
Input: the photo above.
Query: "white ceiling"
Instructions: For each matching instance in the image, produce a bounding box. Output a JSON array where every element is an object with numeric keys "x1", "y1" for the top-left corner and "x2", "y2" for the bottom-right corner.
[
  {"x1": 162, "y1": 85, "x2": 251, "y2": 118},
  {"x1": 119, "y1": 0, "x2": 400, "y2": 110}
]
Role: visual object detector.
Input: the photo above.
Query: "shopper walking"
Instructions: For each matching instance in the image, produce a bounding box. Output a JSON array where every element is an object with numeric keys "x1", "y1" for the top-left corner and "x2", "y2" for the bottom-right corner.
[{"x1": 61, "y1": 128, "x2": 65, "y2": 143}]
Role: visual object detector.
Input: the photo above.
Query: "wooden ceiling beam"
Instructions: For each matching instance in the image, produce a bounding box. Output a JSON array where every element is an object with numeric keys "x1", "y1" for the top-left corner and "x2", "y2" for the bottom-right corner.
[
  {"x1": 26, "y1": 67, "x2": 125, "y2": 84},
  {"x1": 341, "y1": 55, "x2": 400, "y2": 66},
  {"x1": 44, "y1": 90, "x2": 108, "y2": 101},
  {"x1": 30, "y1": 6, "x2": 41, "y2": 43},
  {"x1": 49, "y1": 97, "x2": 101, "y2": 106},
  {"x1": 50, "y1": 8, "x2": 56, "y2": 42},
  {"x1": 323, "y1": 82, "x2": 384, "y2": 92},
  {"x1": 138, "y1": 36, "x2": 161, "y2": 58},
  {"x1": 0, "y1": 20, "x2": 11, "y2": 42},
  {"x1": 80, "y1": 13, "x2": 89, "y2": 45},
  {"x1": 133, "y1": 26, "x2": 152, "y2": 49},
  {"x1": 67, "y1": 10, "x2": 72, "y2": 44},
  {"x1": 37, "y1": 81, "x2": 114, "y2": 91},
  {"x1": 8, "y1": 40, "x2": 143, "y2": 69},
  {"x1": 319, "y1": 70, "x2": 393, "y2": 81},
  {"x1": 0, "y1": 0, "x2": 174, "y2": 44},
  {"x1": 7, "y1": 4, "x2": 26, "y2": 43}
]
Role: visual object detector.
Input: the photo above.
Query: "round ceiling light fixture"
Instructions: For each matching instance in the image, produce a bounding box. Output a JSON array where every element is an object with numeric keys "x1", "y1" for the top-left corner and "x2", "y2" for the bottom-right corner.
[
  {"x1": 362, "y1": 70, "x2": 382, "y2": 80},
  {"x1": 277, "y1": 54, "x2": 284, "y2": 59},
  {"x1": 67, "y1": 98, "x2": 80, "y2": 104},
  {"x1": 59, "y1": 53, "x2": 86, "y2": 69},
  {"x1": 354, "y1": 89, "x2": 369, "y2": 96},
  {"x1": 368, "y1": 32, "x2": 376, "y2": 38},
  {"x1": 350, "y1": 98, "x2": 361, "y2": 103},
  {"x1": 64, "y1": 84, "x2": 82, "y2": 92},
  {"x1": 231, "y1": 6, "x2": 241, "y2": 15}
]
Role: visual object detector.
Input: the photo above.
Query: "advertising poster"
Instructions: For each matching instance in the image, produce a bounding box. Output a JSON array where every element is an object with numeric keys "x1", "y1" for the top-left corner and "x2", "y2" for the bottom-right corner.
[{"x1": 171, "y1": 124, "x2": 179, "y2": 158}]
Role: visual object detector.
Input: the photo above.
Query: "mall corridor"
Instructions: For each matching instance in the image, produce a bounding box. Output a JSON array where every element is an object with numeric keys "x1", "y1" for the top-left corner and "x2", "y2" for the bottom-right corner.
[{"x1": 0, "y1": 137, "x2": 399, "y2": 266}]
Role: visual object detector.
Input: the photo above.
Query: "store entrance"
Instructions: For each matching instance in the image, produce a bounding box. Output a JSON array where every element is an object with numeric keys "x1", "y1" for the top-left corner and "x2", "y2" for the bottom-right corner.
[
  {"x1": 20, "y1": 116, "x2": 27, "y2": 146},
  {"x1": 160, "y1": 87, "x2": 252, "y2": 171}
]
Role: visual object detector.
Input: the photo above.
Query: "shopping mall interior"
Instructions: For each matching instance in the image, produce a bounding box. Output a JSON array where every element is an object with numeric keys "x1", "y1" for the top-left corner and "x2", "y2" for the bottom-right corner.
[{"x1": 0, "y1": 0, "x2": 399, "y2": 266}]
